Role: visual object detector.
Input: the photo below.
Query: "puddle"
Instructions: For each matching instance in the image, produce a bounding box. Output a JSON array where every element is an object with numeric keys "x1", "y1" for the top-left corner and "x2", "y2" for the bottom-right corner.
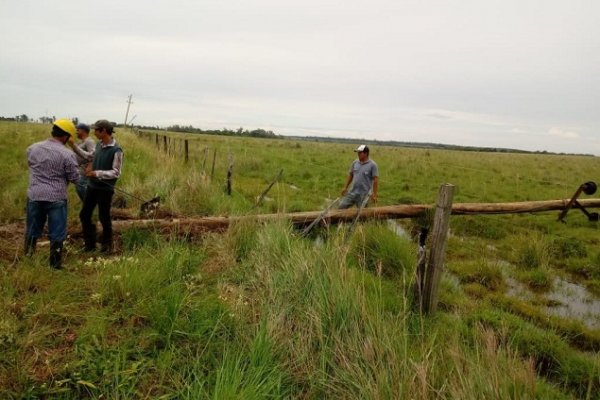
[
  {"x1": 545, "y1": 277, "x2": 600, "y2": 329},
  {"x1": 387, "y1": 220, "x2": 410, "y2": 239},
  {"x1": 505, "y1": 272, "x2": 600, "y2": 330},
  {"x1": 505, "y1": 275, "x2": 536, "y2": 301}
]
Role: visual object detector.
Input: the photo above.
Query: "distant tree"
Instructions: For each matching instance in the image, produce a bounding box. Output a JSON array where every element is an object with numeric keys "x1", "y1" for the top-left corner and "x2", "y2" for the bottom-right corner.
[
  {"x1": 16, "y1": 114, "x2": 29, "y2": 122},
  {"x1": 72, "y1": 117, "x2": 79, "y2": 125}
]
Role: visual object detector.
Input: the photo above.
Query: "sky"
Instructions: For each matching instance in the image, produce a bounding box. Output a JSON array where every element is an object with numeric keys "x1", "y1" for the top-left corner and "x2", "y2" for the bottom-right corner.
[{"x1": 1, "y1": 0, "x2": 599, "y2": 154}]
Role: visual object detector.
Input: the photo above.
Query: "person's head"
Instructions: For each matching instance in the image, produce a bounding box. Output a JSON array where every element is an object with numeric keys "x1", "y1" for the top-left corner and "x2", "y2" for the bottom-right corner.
[
  {"x1": 92, "y1": 119, "x2": 114, "y2": 140},
  {"x1": 76, "y1": 123, "x2": 90, "y2": 139},
  {"x1": 354, "y1": 144, "x2": 370, "y2": 161},
  {"x1": 52, "y1": 119, "x2": 76, "y2": 144}
]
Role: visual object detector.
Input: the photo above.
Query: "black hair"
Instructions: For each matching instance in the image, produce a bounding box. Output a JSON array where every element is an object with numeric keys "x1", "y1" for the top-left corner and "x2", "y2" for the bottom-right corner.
[{"x1": 51, "y1": 125, "x2": 70, "y2": 137}]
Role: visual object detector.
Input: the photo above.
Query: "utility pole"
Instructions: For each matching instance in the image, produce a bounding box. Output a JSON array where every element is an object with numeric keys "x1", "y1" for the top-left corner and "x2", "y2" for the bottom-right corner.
[{"x1": 124, "y1": 94, "x2": 133, "y2": 126}]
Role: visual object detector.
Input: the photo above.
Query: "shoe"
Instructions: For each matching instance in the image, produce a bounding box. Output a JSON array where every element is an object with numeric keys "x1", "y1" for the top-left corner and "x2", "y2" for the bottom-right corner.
[
  {"x1": 24, "y1": 236, "x2": 37, "y2": 256},
  {"x1": 49, "y1": 241, "x2": 63, "y2": 269}
]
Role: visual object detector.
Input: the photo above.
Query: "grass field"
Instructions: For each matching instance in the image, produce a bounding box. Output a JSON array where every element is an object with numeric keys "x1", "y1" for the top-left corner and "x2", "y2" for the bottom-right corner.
[{"x1": 1, "y1": 121, "x2": 599, "y2": 399}]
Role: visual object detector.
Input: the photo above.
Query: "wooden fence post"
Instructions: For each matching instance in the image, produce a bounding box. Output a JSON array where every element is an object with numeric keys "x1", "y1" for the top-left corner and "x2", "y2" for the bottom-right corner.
[
  {"x1": 163, "y1": 136, "x2": 167, "y2": 153},
  {"x1": 210, "y1": 149, "x2": 217, "y2": 181},
  {"x1": 422, "y1": 183, "x2": 454, "y2": 314},
  {"x1": 155, "y1": 133, "x2": 159, "y2": 148},
  {"x1": 202, "y1": 147, "x2": 209, "y2": 172},
  {"x1": 184, "y1": 140, "x2": 189, "y2": 163},
  {"x1": 226, "y1": 153, "x2": 234, "y2": 195}
]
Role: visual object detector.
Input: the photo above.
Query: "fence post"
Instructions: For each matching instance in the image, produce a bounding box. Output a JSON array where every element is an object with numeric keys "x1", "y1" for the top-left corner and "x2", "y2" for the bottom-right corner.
[
  {"x1": 202, "y1": 147, "x2": 209, "y2": 172},
  {"x1": 210, "y1": 148, "x2": 217, "y2": 181},
  {"x1": 163, "y1": 136, "x2": 167, "y2": 153},
  {"x1": 184, "y1": 140, "x2": 189, "y2": 163},
  {"x1": 226, "y1": 153, "x2": 234, "y2": 195},
  {"x1": 422, "y1": 183, "x2": 454, "y2": 314}
]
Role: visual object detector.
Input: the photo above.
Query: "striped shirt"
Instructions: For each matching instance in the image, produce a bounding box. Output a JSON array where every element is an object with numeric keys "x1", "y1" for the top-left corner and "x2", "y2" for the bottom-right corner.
[{"x1": 27, "y1": 138, "x2": 80, "y2": 201}]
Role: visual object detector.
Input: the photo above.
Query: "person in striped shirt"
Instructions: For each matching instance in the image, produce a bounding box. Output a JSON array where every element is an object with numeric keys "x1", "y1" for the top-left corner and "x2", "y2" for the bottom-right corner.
[{"x1": 25, "y1": 119, "x2": 80, "y2": 269}]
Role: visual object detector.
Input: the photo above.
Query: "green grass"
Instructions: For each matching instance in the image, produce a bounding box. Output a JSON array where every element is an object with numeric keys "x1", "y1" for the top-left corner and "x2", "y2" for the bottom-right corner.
[{"x1": 2, "y1": 121, "x2": 600, "y2": 398}]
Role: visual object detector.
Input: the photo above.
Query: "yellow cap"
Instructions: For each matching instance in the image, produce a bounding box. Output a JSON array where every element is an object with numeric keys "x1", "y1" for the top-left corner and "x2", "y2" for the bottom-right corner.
[{"x1": 53, "y1": 119, "x2": 76, "y2": 136}]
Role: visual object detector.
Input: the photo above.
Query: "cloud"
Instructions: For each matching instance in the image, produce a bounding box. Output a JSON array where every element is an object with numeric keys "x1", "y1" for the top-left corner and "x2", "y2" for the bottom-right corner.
[{"x1": 547, "y1": 127, "x2": 579, "y2": 139}]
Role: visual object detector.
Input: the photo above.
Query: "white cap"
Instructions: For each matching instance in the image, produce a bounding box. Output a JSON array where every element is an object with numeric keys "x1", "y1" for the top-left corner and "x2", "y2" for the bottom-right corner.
[{"x1": 354, "y1": 144, "x2": 369, "y2": 152}]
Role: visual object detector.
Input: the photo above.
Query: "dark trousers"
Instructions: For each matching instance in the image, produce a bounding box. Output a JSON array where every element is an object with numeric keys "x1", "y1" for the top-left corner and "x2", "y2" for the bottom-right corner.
[{"x1": 80, "y1": 187, "x2": 114, "y2": 250}]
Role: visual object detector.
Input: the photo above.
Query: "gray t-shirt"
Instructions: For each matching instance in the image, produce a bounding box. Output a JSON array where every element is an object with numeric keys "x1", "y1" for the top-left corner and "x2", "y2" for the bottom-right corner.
[
  {"x1": 74, "y1": 137, "x2": 96, "y2": 170},
  {"x1": 348, "y1": 159, "x2": 378, "y2": 195}
]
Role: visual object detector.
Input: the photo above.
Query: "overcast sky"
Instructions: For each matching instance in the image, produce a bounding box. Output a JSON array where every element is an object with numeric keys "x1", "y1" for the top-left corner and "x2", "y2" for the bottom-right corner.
[{"x1": 1, "y1": 0, "x2": 598, "y2": 154}]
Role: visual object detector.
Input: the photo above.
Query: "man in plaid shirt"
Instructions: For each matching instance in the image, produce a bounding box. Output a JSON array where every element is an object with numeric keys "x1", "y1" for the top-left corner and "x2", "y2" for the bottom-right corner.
[{"x1": 25, "y1": 119, "x2": 80, "y2": 269}]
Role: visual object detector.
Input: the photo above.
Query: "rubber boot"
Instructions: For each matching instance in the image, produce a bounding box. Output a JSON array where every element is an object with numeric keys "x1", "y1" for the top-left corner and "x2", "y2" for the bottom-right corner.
[
  {"x1": 100, "y1": 236, "x2": 113, "y2": 254},
  {"x1": 83, "y1": 228, "x2": 96, "y2": 252},
  {"x1": 49, "y1": 241, "x2": 63, "y2": 269},
  {"x1": 24, "y1": 236, "x2": 37, "y2": 256}
]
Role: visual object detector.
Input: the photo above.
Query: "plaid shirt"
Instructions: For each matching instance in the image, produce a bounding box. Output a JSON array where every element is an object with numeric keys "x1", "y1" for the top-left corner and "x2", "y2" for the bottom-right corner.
[{"x1": 27, "y1": 139, "x2": 80, "y2": 201}]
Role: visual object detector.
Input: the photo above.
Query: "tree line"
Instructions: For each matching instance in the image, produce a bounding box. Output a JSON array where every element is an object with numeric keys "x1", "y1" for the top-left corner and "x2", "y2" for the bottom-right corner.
[{"x1": 135, "y1": 124, "x2": 280, "y2": 139}]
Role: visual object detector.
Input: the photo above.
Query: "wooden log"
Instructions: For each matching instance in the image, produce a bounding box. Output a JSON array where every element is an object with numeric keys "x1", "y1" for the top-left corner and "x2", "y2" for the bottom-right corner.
[
  {"x1": 422, "y1": 184, "x2": 454, "y2": 314},
  {"x1": 100, "y1": 198, "x2": 600, "y2": 235}
]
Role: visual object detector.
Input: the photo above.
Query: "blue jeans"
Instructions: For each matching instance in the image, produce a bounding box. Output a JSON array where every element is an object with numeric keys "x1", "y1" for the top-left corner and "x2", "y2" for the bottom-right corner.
[
  {"x1": 26, "y1": 199, "x2": 68, "y2": 242},
  {"x1": 75, "y1": 176, "x2": 89, "y2": 202}
]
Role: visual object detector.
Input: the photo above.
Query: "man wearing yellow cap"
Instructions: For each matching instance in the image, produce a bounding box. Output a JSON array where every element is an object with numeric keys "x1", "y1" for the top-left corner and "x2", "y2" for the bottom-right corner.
[{"x1": 25, "y1": 119, "x2": 80, "y2": 269}]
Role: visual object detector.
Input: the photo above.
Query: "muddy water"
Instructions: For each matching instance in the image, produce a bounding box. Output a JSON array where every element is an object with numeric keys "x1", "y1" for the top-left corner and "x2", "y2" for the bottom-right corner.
[
  {"x1": 505, "y1": 270, "x2": 600, "y2": 330},
  {"x1": 384, "y1": 221, "x2": 600, "y2": 330},
  {"x1": 386, "y1": 220, "x2": 410, "y2": 239},
  {"x1": 545, "y1": 278, "x2": 600, "y2": 329}
]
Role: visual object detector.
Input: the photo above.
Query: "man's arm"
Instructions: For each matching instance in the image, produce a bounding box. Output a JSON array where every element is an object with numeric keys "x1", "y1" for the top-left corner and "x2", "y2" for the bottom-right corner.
[
  {"x1": 88, "y1": 151, "x2": 123, "y2": 180},
  {"x1": 371, "y1": 176, "x2": 379, "y2": 203},
  {"x1": 341, "y1": 173, "x2": 353, "y2": 196},
  {"x1": 68, "y1": 138, "x2": 94, "y2": 161},
  {"x1": 65, "y1": 154, "x2": 81, "y2": 184}
]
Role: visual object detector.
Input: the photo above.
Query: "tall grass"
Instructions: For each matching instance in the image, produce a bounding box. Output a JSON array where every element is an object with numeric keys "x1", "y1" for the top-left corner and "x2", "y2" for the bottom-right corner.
[
  {"x1": 2, "y1": 121, "x2": 600, "y2": 398},
  {"x1": 219, "y1": 221, "x2": 573, "y2": 398}
]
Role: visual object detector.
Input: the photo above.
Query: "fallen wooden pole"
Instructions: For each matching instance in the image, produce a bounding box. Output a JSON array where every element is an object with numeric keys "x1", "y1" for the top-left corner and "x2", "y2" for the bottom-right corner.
[{"x1": 97, "y1": 198, "x2": 600, "y2": 235}]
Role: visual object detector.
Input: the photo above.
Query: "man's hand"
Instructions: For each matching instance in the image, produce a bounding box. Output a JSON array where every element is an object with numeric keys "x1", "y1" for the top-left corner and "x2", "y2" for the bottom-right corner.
[
  {"x1": 84, "y1": 164, "x2": 96, "y2": 178},
  {"x1": 370, "y1": 193, "x2": 378, "y2": 203},
  {"x1": 67, "y1": 136, "x2": 75, "y2": 147},
  {"x1": 341, "y1": 188, "x2": 348, "y2": 196}
]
